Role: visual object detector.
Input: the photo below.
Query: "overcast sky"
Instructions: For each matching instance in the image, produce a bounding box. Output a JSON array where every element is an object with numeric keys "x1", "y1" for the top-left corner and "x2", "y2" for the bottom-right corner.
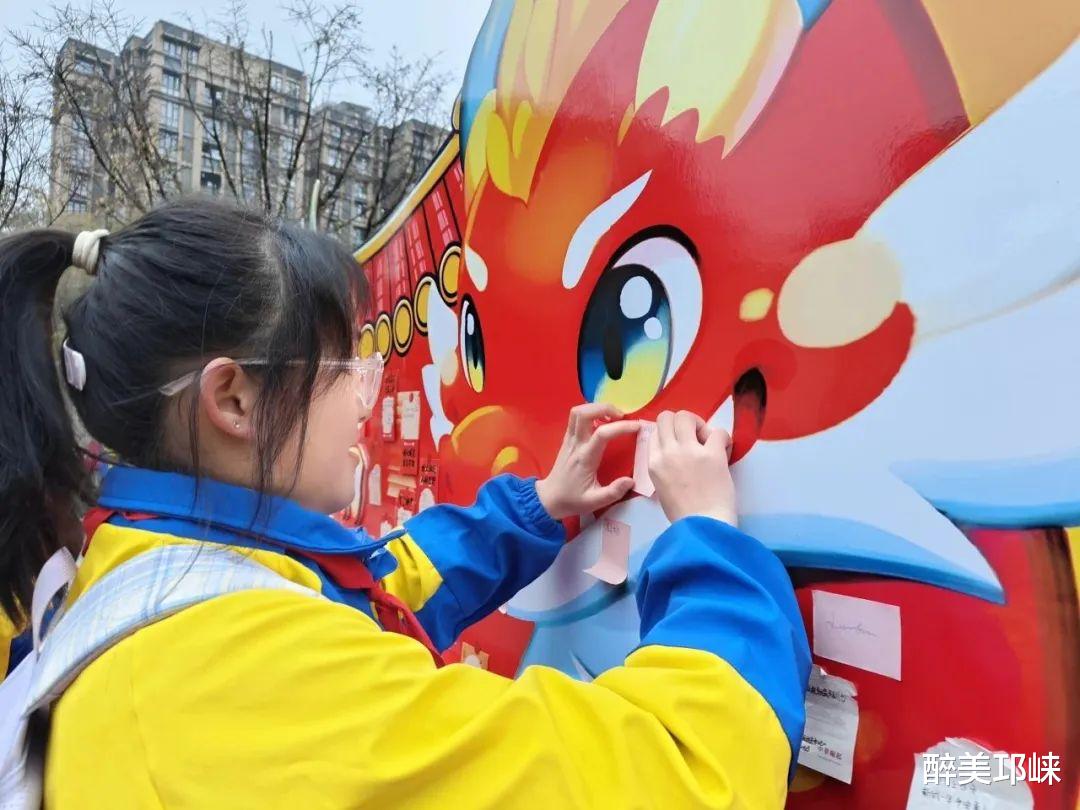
[{"x1": 1, "y1": 0, "x2": 491, "y2": 118}]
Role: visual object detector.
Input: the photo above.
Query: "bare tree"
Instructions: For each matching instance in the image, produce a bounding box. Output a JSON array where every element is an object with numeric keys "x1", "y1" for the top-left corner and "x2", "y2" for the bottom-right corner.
[
  {"x1": 0, "y1": 50, "x2": 48, "y2": 230},
  {"x1": 320, "y1": 48, "x2": 448, "y2": 242},
  {"x1": 12, "y1": 1, "x2": 183, "y2": 226},
  {"x1": 10, "y1": 0, "x2": 450, "y2": 232}
]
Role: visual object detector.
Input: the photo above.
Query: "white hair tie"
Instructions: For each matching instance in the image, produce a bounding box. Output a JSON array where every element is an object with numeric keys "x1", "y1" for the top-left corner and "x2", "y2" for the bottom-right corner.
[{"x1": 72, "y1": 228, "x2": 109, "y2": 275}]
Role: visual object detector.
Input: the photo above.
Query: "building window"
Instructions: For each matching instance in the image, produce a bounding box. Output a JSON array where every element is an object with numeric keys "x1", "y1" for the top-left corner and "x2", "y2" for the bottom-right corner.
[
  {"x1": 271, "y1": 74, "x2": 283, "y2": 93},
  {"x1": 66, "y1": 195, "x2": 89, "y2": 213},
  {"x1": 353, "y1": 226, "x2": 366, "y2": 246},
  {"x1": 74, "y1": 55, "x2": 97, "y2": 76},
  {"x1": 162, "y1": 71, "x2": 182, "y2": 96},
  {"x1": 201, "y1": 129, "x2": 223, "y2": 174},
  {"x1": 159, "y1": 129, "x2": 179, "y2": 156},
  {"x1": 69, "y1": 126, "x2": 93, "y2": 169},
  {"x1": 279, "y1": 136, "x2": 296, "y2": 166},
  {"x1": 162, "y1": 101, "x2": 181, "y2": 130},
  {"x1": 285, "y1": 79, "x2": 300, "y2": 98},
  {"x1": 204, "y1": 84, "x2": 223, "y2": 107},
  {"x1": 200, "y1": 171, "x2": 221, "y2": 193},
  {"x1": 163, "y1": 39, "x2": 184, "y2": 59},
  {"x1": 162, "y1": 38, "x2": 184, "y2": 70},
  {"x1": 326, "y1": 147, "x2": 341, "y2": 168},
  {"x1": 283, "y1": 108, "x2": 300, "y2": 132}
]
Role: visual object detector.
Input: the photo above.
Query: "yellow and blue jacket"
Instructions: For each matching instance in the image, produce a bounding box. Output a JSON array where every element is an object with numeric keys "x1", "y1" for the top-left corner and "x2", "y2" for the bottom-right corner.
[{"x1": 45, "y1": 466, "x2": 810, "y2": 809}]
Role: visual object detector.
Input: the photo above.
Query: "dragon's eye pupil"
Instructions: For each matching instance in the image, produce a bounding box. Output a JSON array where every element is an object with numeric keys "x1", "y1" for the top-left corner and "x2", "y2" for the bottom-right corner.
[
  {"x1": 459, "y1": 296, "x2": 486, "y2": 393},
  {"x1": 602, "y1": 322, "x2": 625, "y2": 380},
  {"x1": 578, "y1": 265, "x2": 672, "y2": 412}
]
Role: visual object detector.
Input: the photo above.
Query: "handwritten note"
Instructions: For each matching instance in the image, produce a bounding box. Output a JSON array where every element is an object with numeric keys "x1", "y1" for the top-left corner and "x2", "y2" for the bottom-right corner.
[
  {"x1": 583, "y1": 518, "x2": 631, "y2": 585},
  {"x1": 906, "y1": 738, "x2": 1034, "y2": 810},
  {"x1": 398, "y1": 391, "x2": 421, "y2": 441},
  {"x1": 401, "y1": 440, "x2": 419, "y2": 475},
  {"x1": 418, "y1": 487, "x2": 435, "y2": 511},
  {"x1": 381, "y1": 396, "x2": 395, "y2": 440},
  {"x1": 632, "y1": 422, "x2": 656, "y2": 497},
  {"x1": 812, "y1": 590, "x2": 901, "y2": 680},
  {"x1": 419, "y1": 460, "x2": 439, "y2": 489},
  {"x1": 368, "y1": 464, "x2": 382, "y2": 507},
  {"x1": 798, "y1": 666, "x2": 859, "y2": 783}
]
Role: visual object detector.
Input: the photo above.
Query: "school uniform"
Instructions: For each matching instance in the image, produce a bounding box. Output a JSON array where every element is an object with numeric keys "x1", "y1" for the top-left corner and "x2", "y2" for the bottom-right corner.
[{"x1": 46, "y1": 466, "x2": 809, "y2": 808}]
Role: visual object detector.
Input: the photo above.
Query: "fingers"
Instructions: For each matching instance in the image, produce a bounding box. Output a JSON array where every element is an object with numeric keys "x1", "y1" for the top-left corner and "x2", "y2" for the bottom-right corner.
[
  {"x1": 585, "y1": 419, "x2": 641, "y2": 459},
  {"x1": 656, "y1": 409, "x2": 709, "y2": 448},
  {"x1": 705, "y1": 427, "x2": 733, "y2": 460},
  {"x1": 673, "y1": 410, "x2": 705, "y2": 444},
  {"x1": 655, "y1": 410, "x2": 675, "y2": 449},
  {"x1": 583, "y1": 476, "x2": 635, "y2": 511},
  {"x1": 568, "y1": 402, "x2": 623, "y2": 440}
]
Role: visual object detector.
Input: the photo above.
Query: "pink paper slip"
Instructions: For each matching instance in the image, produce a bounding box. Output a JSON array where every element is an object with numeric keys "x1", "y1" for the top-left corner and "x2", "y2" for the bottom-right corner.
[
  {"x1": 584, "y1": 518, "x2": 631, "y2": 585},
  {"x1": 632, "y1": 422, "x2": 656, "y2": 497}
]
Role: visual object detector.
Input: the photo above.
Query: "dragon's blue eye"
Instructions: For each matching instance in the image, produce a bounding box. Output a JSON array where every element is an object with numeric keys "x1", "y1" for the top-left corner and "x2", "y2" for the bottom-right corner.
[
  {"x1": 578, "y1": 265, "x2": 672, "y2": 412},
  {"x1": 459, "y1": 295, "x2": 485, "y2": 392}
]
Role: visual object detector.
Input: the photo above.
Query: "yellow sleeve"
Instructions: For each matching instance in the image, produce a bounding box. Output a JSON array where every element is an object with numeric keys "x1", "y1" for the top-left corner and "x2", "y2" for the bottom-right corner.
[
  {"x1": 0, "y1": 610, "x2": 17, "y2": 678},
  {"x1": 48, "y1": 589, "x2": 792, "y2": 809}
]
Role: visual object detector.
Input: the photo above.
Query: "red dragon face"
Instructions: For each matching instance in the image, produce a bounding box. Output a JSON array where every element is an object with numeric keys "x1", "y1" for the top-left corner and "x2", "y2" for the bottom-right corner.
[{"x1": 437, "y1": 0, "x2": 967, "y2": 505}]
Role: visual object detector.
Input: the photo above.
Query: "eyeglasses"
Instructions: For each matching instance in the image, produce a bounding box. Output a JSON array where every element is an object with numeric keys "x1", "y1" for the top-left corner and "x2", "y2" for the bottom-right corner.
[{"x1": 159, "y1": 353, "x2": 385, "y2": 409}]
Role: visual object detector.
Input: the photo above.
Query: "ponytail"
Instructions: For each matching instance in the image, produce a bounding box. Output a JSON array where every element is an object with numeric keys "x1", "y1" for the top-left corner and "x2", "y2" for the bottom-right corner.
[{"x1": 0, "y1": 230, "x2": 91, "y2": 621}]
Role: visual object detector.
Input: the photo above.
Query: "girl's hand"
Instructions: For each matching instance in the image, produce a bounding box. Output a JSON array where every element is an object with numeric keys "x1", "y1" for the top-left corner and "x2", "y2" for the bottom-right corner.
[
  {"x1": 649, "y1": 410, "x2": 738, "y2": 527},
  {"x1": 536, "y1": 404, "x2": 640, "y2": 520}
]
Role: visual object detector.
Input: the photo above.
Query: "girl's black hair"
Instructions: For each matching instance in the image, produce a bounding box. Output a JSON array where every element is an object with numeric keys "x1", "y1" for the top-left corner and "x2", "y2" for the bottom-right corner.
[{"x1": 0, "y1": 197, "x2": 367, "y2": 620}]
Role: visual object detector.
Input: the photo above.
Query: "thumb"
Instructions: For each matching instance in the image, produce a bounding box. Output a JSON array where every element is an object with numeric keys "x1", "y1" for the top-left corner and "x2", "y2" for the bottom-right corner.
[{"x1": 585, "y1": 476, "x2": 635, "y2": 510}]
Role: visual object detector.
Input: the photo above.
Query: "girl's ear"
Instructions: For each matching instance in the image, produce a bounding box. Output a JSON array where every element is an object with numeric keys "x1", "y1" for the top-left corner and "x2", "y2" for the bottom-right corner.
[{"x1": 198, "y1": 358, "x2": 257, "y2": 440}]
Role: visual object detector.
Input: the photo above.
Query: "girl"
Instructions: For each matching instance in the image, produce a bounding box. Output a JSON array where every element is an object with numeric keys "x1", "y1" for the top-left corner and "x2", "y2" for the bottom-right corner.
[{"x1": 0, "y1": 199, "x2": 809, "y2": 808}]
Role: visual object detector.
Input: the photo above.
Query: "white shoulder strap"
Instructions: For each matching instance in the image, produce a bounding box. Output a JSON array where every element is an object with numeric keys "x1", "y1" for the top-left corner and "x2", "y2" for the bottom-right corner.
[{"x1": 24, "y1": 543, "x2": 319, "y2": 715}]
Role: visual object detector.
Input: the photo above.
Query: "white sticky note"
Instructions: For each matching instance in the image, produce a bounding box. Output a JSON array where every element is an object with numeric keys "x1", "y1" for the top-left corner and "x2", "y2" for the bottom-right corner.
[
  {"x1": 379, "y1": 520, "x2": 393, "y2": 537},
  {"x1": 812, "y1": 591, "x2": 901, "y2": 680},
  {"x1": 398, "y1": 391, "x2": 421, "y2": 441},
  {"x1": 583, "y1": 518, "x2": 630, "y2": 585},
  {"x1": 368, "y1": 464, "x2": 382, "y2": 506},
  {"x1": 798, "y1": 666, "x2": 859, "y2": 784},
  {"x1": 381, "y1": 396, "x2": 395, "y2": 438},
  {"x1": 418, "y1": 487, "x2": 435, "y2": 511},
  {"x1": 906, "y1": 738, "x2": 1035, "y2": 809},
  {"x1": 397, "y1": 507, "x2": 414, "y2": 525},
  {"x1": 632, "y1": 422, "x2": 656, "y2": 497}
]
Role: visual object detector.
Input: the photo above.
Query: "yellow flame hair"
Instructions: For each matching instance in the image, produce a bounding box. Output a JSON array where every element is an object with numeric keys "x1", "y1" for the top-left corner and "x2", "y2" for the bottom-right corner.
[{"x1": 463, "y1": 0, "x2": 804, "y2": 210}]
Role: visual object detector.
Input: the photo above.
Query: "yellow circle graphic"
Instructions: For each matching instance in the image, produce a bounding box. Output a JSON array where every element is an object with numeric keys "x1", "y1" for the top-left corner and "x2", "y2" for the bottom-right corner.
[
  {"x1": 439, "y1": 245, "x2": 462, "y2": 305},
  {"x1": 414, "y1": 276, "x2": 435, "y2": 335},
  {"x1": 358, "y1": 324, "x2": 376, "y2": 359},
  {"x1": 393, "y1": 298, "x2": 414, "y2": 355},
  {"x1": 374, "y1": 314, "x2": 392, "y2": 360}
]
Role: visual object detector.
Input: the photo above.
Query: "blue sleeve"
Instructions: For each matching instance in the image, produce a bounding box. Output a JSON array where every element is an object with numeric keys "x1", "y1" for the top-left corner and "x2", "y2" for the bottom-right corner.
[
  {"x1": 392, "y1": 474, "x2": 566, "y2": 650},
  {"x1": 634, "y1": 516, "x2": 812, "y2": 771}
]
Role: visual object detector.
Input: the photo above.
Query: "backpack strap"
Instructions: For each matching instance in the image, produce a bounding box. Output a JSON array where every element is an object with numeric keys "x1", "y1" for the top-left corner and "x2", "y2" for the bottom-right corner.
[{"x1": 24, "y1": 543, "x2": 320, "y2": 716}]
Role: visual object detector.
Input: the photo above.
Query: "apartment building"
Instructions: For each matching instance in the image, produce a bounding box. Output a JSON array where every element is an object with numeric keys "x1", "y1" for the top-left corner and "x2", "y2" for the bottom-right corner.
[
  {"x1": 51, "y1": 20, "x2": 309, "y2": 223},
  {"x1": 50, "y1": 20, "x2": 446, "y2": 241}
]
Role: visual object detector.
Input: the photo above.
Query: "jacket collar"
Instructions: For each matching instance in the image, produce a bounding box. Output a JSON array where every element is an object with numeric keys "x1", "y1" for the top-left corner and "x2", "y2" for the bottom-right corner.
[{"x1": 97, "y1": 466, "x2": 379, "y2": 555}]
